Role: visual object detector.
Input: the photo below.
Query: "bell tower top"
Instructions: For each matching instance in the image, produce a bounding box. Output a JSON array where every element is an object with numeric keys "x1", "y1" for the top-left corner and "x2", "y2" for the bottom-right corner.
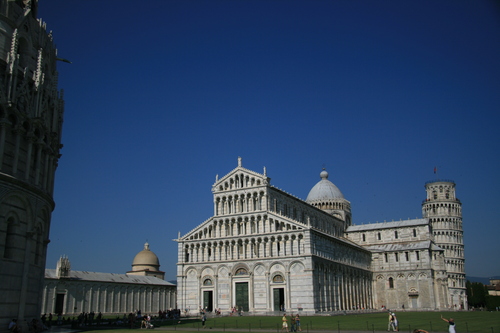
[{"x1": 424, "y1": 180, "x2": 456, "y2": 201}]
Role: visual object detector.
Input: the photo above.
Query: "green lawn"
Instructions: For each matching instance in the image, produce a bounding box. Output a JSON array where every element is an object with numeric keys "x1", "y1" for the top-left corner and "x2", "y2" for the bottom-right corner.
[{"x1": 74, "y1": 311, "x2": 500, "y2": 333}]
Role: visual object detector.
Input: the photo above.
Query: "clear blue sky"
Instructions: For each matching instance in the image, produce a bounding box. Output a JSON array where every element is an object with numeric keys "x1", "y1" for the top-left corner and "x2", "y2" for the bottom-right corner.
[{"x1": 38, "y1": 1, "x2": 499, "y2": 281}]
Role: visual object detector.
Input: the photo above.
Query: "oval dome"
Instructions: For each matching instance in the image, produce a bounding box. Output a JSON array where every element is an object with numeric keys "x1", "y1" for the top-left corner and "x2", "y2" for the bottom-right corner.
[
  {"x1": 306, "y1": 169, "x2": 344, "y2": 202},
  {"x1": 132, "y1": 242, "x2": 160, "y2": 267}
]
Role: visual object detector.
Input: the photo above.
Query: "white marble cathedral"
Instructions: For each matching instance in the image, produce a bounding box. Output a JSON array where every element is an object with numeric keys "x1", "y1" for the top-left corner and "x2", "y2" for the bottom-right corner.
[{"x1": 175, "y1": 158, "x2": 466, "y2": 313}]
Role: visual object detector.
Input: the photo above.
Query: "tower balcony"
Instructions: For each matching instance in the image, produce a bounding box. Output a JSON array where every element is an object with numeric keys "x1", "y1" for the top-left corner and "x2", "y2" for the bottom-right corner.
[{"x1": 422, "y1": 198, "x2": 461, "y2": 204}]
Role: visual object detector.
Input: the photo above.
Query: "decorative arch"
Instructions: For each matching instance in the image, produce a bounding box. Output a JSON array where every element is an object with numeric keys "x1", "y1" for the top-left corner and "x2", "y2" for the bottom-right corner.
[
  {"x1": 271, "y1": 273, "x2": 285, "y2": 283},
  {"x1": 202, "y1": 276, "x2": 213, "y2": 286},
  {"x1": 232, "y1": 263, "x2": 250, "y2": 276}
]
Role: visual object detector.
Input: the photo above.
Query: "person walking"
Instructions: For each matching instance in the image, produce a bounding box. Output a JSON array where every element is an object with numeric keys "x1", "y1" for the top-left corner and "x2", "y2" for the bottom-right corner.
[
  {"x1": 201, "y1": 313, "x2": 207, "y2": 328},
  {"x1": 387, "y1": 311, "x2": 395, "y2": 331},
  {"x1": 281, "y1": 313, "x2": 289, "y2": 332}
]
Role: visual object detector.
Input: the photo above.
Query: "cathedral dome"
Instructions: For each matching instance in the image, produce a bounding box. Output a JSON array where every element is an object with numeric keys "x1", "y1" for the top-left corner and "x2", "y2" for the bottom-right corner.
[
  {"x1": 306, "y1": 169, "x2": 345, "y2": 202},
  {"x1": 132, "y1": 242, "x2": 160, "y2": 268}
]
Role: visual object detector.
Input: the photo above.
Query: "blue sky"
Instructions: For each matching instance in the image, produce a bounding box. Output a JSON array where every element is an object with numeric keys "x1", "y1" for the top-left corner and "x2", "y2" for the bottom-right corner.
[{"x1": 38, "y1": 1, "x2": 500, "y2": 281}]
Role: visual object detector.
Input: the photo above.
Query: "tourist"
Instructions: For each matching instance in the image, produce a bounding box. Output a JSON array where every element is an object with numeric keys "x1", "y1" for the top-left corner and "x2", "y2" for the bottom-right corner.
[
  {"x1": 441, "y1": 315, "x2": 456, "y2": 333},
  {"x1": 295, "y1": 314, "x2": 302, "y2": 332},
  {"x1": 8, "y1": 319, "x2": 20, "y2": 333},
  {"x1": 281, "y1": 313, "x2": 288, "y2": 332},
  {"x1": 201, "y1": 313, "x2": 206, "y2": 328},
  {"x1": 387, "y1": 311, "x2": 394, "y2": 331},
  {"x1": 392, "y1": 312, "x2": 399, "y2": 331},
  {"x1": 290, "y1": 313, "x2": 296, "y2": 332}
]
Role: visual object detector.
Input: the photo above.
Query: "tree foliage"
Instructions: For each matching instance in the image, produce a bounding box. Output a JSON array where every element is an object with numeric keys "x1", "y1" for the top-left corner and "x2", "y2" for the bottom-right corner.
[{"x1": 466, "y1": 280, "x2": 488, "y2": 308}]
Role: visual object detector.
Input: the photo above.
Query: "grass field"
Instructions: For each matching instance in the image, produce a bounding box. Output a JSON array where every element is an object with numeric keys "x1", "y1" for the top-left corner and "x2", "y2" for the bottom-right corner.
[{"x1": 76, "y1": 311, "x2": 499, "y2": 333}]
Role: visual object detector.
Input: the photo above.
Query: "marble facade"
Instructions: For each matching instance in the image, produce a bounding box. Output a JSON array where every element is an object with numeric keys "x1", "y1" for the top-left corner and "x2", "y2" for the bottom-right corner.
[{"x1": 176, "y1": 159, "x2": 466, "y2": 313}]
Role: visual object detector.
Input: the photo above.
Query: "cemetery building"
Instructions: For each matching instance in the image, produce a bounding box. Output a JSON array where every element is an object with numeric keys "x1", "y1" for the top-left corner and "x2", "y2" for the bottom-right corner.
[
  {"x1": 0, "y1": 0, "x2": 65, "y2": 331},
  {"x1": 175, "y1": 158, "x2": 466, "y2": 313},
  {"x1": 42, "y1": 243, "x2": 176, "y2": 316}
]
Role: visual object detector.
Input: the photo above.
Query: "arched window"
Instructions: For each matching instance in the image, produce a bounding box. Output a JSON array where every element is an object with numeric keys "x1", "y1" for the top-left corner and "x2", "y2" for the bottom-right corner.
[{"x1": 389, "y1": 277, "x2": 394, "y2": 289}]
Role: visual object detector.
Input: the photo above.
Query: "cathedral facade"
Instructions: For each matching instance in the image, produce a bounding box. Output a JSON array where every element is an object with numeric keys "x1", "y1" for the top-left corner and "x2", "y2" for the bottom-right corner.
[
  {"x1": 176, "y1": 159, "x2": 466, "y2": 313},
  {"x1": 0, "y1": 0, "x2": 65, "y2": 330}
]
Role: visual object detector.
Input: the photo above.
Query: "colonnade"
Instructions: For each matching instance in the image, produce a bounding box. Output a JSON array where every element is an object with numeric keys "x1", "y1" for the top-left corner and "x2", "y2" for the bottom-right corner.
[
  {"x1": 188, "y1": 215, "x2": 304, "y2": 241},
  {"x1": 423, "y1": 202, "x2": 462, "y2": 217},
  {"x1": 445, "y1": 259, "x2": 465, "y2": 275},
  {"x1": 430, "y1": 217, "x2": 462, "y2": 230},
  {"x1": 433, "y1": 231, "x2": 464, "y2": 245},
  {"x1": 214, "y1": 192, "x2": 266, "y2": 216},
  {"x1": 438, "y1": 244, "x2": 464, "y2": 262},
  {"x1": 41, "y1": 282, "x2": 176, "y2": 315},
  {"x1": 184, "y1": 233, "x2": 304, "y2": 263},
  {"x1": 315, "y1": 263, "x2": 372, "y2": 311}
]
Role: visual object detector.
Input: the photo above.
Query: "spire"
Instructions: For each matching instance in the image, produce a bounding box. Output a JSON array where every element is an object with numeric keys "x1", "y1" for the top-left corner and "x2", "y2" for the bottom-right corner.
[{"x1": 56, "y1": 255, "x2": 71, "y2": 278}]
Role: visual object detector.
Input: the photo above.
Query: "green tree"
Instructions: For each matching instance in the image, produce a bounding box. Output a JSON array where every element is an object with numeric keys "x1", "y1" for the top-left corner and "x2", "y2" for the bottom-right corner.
[{"x1": 466, "y1": 280, "x2": 488, "y2": 308}]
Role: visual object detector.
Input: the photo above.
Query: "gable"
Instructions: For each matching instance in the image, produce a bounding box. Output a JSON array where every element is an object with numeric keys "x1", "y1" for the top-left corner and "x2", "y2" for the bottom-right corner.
[{"x1": 212, "y1": 166, "x2": 270, "y2": 194}]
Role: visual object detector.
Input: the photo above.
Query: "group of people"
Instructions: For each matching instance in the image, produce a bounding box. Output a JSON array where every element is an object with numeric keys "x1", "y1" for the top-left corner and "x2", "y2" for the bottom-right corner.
[
  {"x1": 157, "y1": 309, "x2": 181, "y2": 320},
  {"x1": 281, "y1": 313, "x2": 302, "y2": 332},
  {"x1": 229, "y1": 306, "x2": 243, "y2": 316},
  {"x1": 140, "y1": 314, "x2": 153, "y2": 329},
  {"x1": 387, "y1": 311, "x2": 399, "y2": 331},
  {"x1": 9, "y1": 318, "x2": 47, "y2": 333}
]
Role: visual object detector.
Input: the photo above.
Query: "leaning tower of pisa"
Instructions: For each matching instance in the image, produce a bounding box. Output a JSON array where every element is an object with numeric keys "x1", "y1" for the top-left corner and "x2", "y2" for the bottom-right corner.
[
  {"x1": 422, "y1": 180, "x2": 467, "y2": 310},
  {"x1": 0, "y1": 1, "x2": 65, "y2": 330}
]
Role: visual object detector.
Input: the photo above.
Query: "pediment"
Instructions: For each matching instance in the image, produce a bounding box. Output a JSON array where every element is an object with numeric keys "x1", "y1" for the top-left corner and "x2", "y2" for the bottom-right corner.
[{"x1": 212, "y1": 166, "x2": 270, "y2": 193}]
